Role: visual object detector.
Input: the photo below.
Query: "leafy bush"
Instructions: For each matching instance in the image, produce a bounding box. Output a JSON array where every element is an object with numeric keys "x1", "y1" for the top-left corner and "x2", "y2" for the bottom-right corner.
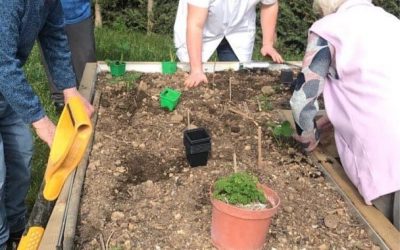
[
  {"x1": 98, "y1": 0, "x2": 399, "y2": 58},
  {"x1": 274, "y1": 1, "x2": 318, "y2": 56},
  {"x1": 273, "y1": 0, "x2": 399, "y2": 57},
  {"x1": 98, "y1": 0, "x2": 178, "y2": 36},
  {"x1": 213, "y1": 172, "x2": 266, "y2": 205}
]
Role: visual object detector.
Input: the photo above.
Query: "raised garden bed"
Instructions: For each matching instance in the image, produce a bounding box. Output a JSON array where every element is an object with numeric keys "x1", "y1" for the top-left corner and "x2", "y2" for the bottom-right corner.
[{"x1": 75, "y1": 68, "x2": 380, "y2": 249}]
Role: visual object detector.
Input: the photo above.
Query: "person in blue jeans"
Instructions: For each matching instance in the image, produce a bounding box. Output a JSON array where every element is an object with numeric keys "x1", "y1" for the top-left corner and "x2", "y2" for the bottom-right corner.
[
  {"x1": 174, "y1": 0, "x2": 284, "y2": 88},
  {"x1": 0, "y1": 1, "x2": 94, "y2": 249},
  {"x1": 41, "y1": 0, "x2": 96, "y2": 112}
]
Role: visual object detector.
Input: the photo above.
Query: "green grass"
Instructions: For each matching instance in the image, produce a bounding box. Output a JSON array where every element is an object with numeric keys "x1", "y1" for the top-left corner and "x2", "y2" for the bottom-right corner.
[
  {"x1": 95, "y1": 27, "x2": 174, "y2": 61},
  {"x1": 96, "y1": 26, "x2": 302, "y2": 62},
  {"x1": 24, "y1": 45, "x2": 59, "y2": 209}
]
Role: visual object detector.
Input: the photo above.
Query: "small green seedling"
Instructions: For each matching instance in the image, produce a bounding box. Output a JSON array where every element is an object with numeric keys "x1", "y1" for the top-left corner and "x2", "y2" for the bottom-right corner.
[
  {"x1": 106, "y1": 41, "x2": 130, "y2": 78},
  {"x1": 118, "y1": 41, "x2": 130, "y2": 62},
  {"x1": 269, "y1": 120, "x2": 294, "y2": 147},
  {"x1": 272, "y1": 120, "x2": 293, "y2": 137},
  {"x1": 213, "y1": 172, "x2": 266, "y2": 205},
  {"x1": 169, "y1": 49, "x2": 176, "y2": 62},
  {"x1": 272, "y1": 84, "x2": 284, "y2": 94},
  {"x1": 122, "y1": 72, "x2": 141, "y2": 90},
  {"x1": 161, "y1": 49, "x2": 178, "y2": 75},
  {"x1": 106, "y1": 72, "x2": 141, "y2": 90},
  {"x1": 258, "y1": 95, "x2": 273, "y2": 111}
]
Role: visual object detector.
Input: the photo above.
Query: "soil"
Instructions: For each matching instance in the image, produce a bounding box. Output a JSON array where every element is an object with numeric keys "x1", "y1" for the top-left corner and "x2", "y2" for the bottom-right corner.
[{"x1": 76, "y1": 69, "x2": 380, "y2": 249}]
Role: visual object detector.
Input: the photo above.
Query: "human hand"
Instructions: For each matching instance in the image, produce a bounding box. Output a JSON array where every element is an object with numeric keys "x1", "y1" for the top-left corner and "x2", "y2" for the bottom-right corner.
[
  {"x1": 293, "y1": 130, "x2": 320, "y2": 152},
  {"x1": 184, "y1": 71, "x2": 208, "y2": 88},
  {"x1": 316, "y1": 115, "x2": 332, "y2": 132},
  {"x1": 63, "y1": 87, "x2": 94, "y2": 117},
  {"x1": 260, "y1": 44, "x2": 284, "y2": 64},
  {"x1": 32, "y1": 116, "x2": 56, "y2": 147}
]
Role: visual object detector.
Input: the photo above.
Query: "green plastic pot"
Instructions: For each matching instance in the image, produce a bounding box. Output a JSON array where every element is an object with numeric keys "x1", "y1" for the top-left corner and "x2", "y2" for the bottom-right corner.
[
  {"x1": 162, "y1": 61, "x2": 177, "y2": 75},
  {"x1": 160, "y1": 87, "x2": 181, "y2": 111},
  {"x1": 109, "y1": 61, "x2": 126, "y2": 77}
]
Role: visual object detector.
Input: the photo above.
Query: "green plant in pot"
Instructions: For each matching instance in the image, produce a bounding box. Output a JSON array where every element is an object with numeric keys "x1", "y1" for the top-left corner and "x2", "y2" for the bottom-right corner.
[
  {"x1": 211, "y1": 172, "x2": 280, "y2": 250},
  {"x1": 161, "y1": 49, "x2": 177, "y2": 75},
  {"x1": 108, "y1": 42, "x2": 130, "y2": 77}
]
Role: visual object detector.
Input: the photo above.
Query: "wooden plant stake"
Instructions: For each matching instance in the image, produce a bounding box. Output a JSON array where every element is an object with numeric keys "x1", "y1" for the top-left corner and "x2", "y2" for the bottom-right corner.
[
  {"x1": 186, "y1": 109, "x2": 197, "y2": 130},
  {"x1": 212, "y1": 57, "x2": 217, "y2": 88},
  {"x1": 98, "y1": 233, "x2": 106, "y2": 250},
  {"x1": 187, "y1": 108, "x2": 190, "y2": 128},
  {"x1": 257, "y1": 126, "x2": 265, "y2": 168},
  {"x1": 229, "y1": 77, "x2": 232, "y2": 102},
  {"x1": 228, "y1": 107, "x2": 259, "y2": 127},
  {"x1": 233, "y1": 151, "x2": 238, "y2": 173}
]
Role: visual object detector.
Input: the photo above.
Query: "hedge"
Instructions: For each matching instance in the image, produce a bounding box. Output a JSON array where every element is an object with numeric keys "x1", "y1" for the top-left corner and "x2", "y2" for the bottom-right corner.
[{"x1": 98, "y1": 0, "x2": 399, "y2": 56}]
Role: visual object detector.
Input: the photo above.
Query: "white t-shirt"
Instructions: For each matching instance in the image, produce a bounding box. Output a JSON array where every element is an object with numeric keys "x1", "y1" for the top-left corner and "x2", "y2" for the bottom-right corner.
[{"x1": 173, "y1": 0, "x2": 277, "y2": 62}]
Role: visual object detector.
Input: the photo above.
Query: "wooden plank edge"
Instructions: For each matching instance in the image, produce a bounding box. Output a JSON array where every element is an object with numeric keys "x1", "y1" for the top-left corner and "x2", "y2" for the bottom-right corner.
[
  {"x1": 62, "y1": 90, "x2": 101, "y2": 250},
  {"x1": 39, "y1": 63, "x2": 98, "y2": 249},
  {"x1": 278, "y1": 109, "x2": 399, "y2": 250},
  {"x1": 96, "y1": 61, "x2": 298, "y2": 74},
  {"x1": 311, "y1": 152, "x2": 399, "y2": 250}
]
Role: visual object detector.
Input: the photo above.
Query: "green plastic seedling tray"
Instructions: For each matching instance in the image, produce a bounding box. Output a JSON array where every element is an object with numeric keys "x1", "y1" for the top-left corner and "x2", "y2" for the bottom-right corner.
[
  {"x1": 162, "y1": 61, "x2": 177, "y2": 75},
  {"x1": 109, "y1": 61, "x2": 126, "y2": 77},
  {"x1": 160, "y1": 87, "x2": 181, "y2": 111}
]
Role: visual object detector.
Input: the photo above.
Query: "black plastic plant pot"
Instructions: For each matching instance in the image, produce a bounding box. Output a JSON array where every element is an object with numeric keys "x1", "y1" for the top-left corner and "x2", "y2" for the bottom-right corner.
[
  {"x1": 280, "y1": 68, "x2": 294, "y2": 85},
  {"x1": 183, "y1": 128, "x2": 211, "y2": 167}
]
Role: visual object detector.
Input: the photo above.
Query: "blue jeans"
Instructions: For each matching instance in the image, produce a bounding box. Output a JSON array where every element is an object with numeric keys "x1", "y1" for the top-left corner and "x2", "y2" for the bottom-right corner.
[
  {"x1": 0, "y1": 94, "x2": 33, "y2": 246},
  {"x1": 216, "y1": 37, "x2": 239, "y2": 62}
]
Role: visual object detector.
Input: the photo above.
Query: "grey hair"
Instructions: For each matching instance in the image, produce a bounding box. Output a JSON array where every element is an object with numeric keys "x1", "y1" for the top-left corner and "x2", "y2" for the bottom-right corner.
[
  {"x1": 313, "y1": 0, "x2": 346, "y2": 16},
  {"x1": 313, "y1": 0, "x2": 373, "y2": 16}
]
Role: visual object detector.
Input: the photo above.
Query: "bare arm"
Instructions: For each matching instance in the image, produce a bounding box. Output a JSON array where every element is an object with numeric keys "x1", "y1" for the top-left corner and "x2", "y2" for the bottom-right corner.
[
  {"x1": 260, "y1": 1, "x2": 283, "y2": 63},
  {"x1": 185, "y1": 4, "x2": 209, "y2": 88}
]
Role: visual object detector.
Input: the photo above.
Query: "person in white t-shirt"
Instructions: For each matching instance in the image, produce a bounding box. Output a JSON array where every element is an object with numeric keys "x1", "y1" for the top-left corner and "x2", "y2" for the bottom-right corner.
[{"x1": 174, "y1": 0, "x2": 284, "y2": 88}]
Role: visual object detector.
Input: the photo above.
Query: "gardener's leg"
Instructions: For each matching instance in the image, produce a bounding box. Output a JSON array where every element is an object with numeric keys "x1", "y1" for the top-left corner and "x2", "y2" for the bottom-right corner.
[
  {"x1": 64, "y1": 16, "x2": 96, "y2": 87},
  {"x1": 38, "y1": 46, "x2": 65, "y2": 111},
  {"x1": 216, "y1": 37, "x2": 239, "y2": 62},
  {"x1": 0, "y1": 95, "x2": 33, "y2": 245},
  {"x1": 0, "y1": 128, "x2": 9, "y2": 250},
  {"x1": 372, "y1": 191, "x2": 400, "y2": 230},
  {"x1": 393, "y1": 191, "x2": 399, "y2": 230}
]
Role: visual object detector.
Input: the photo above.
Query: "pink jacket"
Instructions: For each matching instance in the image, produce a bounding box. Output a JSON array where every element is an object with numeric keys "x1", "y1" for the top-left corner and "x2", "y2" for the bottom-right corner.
[{"x1": 310, "y1": 0, "x2": 400, "y2": 204}]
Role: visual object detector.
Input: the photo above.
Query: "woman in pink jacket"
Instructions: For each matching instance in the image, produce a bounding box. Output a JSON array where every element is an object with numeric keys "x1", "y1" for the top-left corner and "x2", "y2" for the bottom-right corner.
[{"x1": 290, "y1": 0, "x2": 400, "y2": 230}]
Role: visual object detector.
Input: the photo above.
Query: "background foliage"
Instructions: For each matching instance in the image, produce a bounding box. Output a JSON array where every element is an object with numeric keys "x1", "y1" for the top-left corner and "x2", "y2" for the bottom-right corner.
[{"x1": 98, "y1": 0, "x2": 399, "y2": 58}]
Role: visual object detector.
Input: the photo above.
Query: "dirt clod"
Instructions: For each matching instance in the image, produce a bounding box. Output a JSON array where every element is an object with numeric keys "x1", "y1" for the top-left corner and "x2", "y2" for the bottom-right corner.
[{"x1": 324, "y1": 214, "x2": 339, "y2": 229}]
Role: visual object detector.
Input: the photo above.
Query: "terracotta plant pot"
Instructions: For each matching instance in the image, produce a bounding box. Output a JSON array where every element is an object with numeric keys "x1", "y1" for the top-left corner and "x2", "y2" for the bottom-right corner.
[{"x1": 211, "y1": 184, "x2": 280, "y2": 250}]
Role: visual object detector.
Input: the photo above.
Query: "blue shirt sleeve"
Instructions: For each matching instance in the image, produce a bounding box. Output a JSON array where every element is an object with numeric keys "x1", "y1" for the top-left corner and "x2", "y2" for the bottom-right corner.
[
  {"x1": 38, "y1": 0, "x2": 76, "y2": 94},
  {"x1": 0, "y1": 0, "x2": 45, "y2": 124},
  {"x1": 60, "y1": 0, "x2": 92, "y2": 25}
]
